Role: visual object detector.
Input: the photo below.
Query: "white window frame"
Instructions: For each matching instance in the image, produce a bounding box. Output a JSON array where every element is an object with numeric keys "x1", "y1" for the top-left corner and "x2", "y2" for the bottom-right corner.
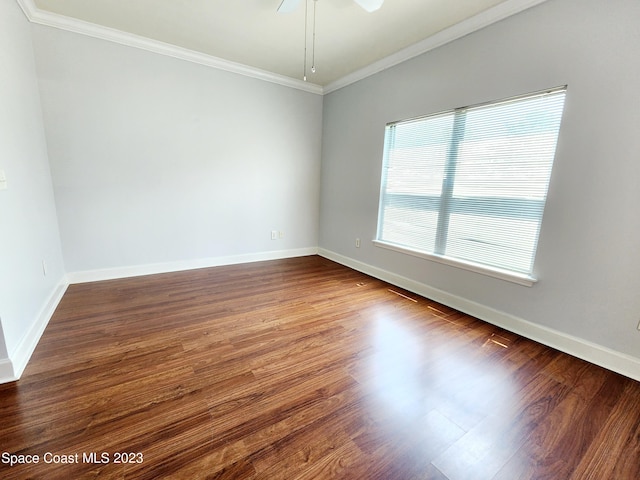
[{"x1": 374, "y1": 87, "x2": 567, "y2": 287}]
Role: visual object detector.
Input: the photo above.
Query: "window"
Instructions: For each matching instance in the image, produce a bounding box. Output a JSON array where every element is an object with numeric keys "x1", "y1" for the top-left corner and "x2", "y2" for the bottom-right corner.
[{"x1": 375, "y1": 87, "x2": 566, "y2": 285}]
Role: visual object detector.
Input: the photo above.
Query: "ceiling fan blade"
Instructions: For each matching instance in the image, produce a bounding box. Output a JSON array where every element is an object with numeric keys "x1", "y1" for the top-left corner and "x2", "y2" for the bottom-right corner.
[
  {"x1": 353, "y1": 0, "x2": 384, "y2": 12},
  {"x1": 277, "y1": 0, "x2": 302, "y2": 13}
]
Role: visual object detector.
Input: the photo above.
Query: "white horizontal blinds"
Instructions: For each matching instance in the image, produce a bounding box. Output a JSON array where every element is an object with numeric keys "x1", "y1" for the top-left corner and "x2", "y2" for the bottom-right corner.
[
  {"x1": 378, "y1": 112, "x2": 454, "y2": 252},
  {"x1": 446, "y1": 90, "x2": 566, "y2": 273},
  {"x1": 377, "y1": 87, "x2": 566, "y2": 276}
]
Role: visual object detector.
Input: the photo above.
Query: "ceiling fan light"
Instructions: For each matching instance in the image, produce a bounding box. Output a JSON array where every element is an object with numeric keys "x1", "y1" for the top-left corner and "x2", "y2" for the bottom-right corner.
[
  {"x1": 353, "y1": 0, "x2": 384, "y2": 13},
  {"x1": 277, "y1": 0, "x2": 301, "y2": 14}
]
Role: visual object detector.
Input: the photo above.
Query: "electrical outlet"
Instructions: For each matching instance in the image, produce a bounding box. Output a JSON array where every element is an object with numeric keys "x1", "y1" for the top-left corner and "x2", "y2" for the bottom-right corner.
[
  {"x1": 279, "y1": 231, "x2": 284, "y2": 239},
  {"x1": 271, "y1": 230, "x2": 278, "y2": 240},
  {"x1": 355, "y1": 238, "x2": 361, "y2": 248}
]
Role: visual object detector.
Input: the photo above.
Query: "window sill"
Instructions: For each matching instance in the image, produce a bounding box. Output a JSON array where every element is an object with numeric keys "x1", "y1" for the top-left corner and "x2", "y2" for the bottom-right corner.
[{"x1": 372, "y1": 240, "x2": 537, "y2": 287}]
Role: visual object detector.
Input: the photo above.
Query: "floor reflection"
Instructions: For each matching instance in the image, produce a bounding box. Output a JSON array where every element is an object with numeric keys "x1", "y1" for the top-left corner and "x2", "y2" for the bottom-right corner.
[
  {"x1": 367, "y1": 315, "x2": 516, "y2": 428},
  {"x1": 365, "y1": 314, "x2": 523, "y2": 476},
  {"x1": 370, "y1": 317, "x2": 426, "y2": 419}
]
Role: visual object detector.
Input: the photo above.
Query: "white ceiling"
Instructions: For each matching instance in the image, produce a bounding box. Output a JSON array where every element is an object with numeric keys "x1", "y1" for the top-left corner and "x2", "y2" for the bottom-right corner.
[{"x1": 26, "y1": 0, "x2": 544, "y2": 92}]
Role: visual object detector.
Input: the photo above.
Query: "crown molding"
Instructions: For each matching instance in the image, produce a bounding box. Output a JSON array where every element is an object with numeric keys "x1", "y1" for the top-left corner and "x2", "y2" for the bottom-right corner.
[
  {"x1": 14, "y1": 0, "x2": 324, "y2": 95},
  {"x1": 17, "y1": 0, "x2": 549, "y2": 96},
  {"x1": 324, "y1": 0, "x2": 551, "y2": 94}
]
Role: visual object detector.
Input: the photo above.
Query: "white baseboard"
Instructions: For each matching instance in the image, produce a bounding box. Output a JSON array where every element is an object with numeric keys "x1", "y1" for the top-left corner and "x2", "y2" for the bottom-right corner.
[
  {"x1": 318, "y1": 248, "x2": 640, "y2": 382},
  {"x1": 0, "y1": 358, "x2": 15, "y2": 383},
  {"x1": 66, "y1": 247, "x2": 319, "y2": 284},
  {"x1": 0, "y1": 277, "x2": 69, "y2": 384}
]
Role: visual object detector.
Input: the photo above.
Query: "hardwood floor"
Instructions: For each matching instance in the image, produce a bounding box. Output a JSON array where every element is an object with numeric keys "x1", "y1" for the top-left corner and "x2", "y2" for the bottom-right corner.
[{"x1": 1, "y1": 255, "x2": 639, "y2": 479}]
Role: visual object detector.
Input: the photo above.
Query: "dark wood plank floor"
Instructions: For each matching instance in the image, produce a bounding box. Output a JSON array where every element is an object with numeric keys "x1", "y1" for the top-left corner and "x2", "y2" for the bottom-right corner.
[{"x1": 1, "y1": 255, "x2": 639, "y2": 479}]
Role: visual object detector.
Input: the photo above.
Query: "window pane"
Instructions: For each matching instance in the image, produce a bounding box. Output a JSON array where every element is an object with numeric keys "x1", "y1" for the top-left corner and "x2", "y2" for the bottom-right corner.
[
  {"x1": 378, "y1": 113, "x2": 454, "y2": 250},
  {"x1": 453, "y1": 94, "x2": 565, "y2": 199},
  {"x1": 384, "y1": 113, "x2": 453, "y2": 196},
  {"x1": 446, "y1": 213, "x2": 540, "y2": 273},
  {"x1": 380, "y1": 205, "x2": 439, "y2": 251},
  {"x1": 447, "y1": 92, "x2": 565, "y2": 272}
]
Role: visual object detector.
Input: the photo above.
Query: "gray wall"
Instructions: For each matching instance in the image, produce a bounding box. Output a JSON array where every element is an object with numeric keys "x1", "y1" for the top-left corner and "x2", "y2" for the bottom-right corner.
[
  {"x1": 32, "y1": 25, "x2": 323, "y2": 273},
  {"x1": 319, "y1": 0, "x2": 640, "y2": 357},
  {"x1": 0, "y1": 0, "x2": 65, "y2": 360}
]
